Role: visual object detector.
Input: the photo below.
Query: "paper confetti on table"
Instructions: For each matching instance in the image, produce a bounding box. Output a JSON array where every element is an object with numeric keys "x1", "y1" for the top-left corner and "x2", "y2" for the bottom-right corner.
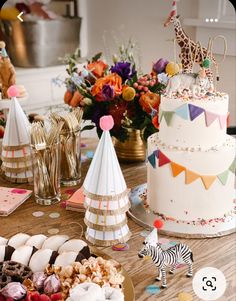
[
  {"x1": 32, "y1": 211, "x2": 44, "y2": 217},
  {"x1": 81, "y1": 154, "x2": 88, "y2": 162},
  {"x1": 178, "y1": 292, "x2": 193, "y2": 301},
  {"x1": 112, "y1": 242, "x2": 129, "y2": 251},
  {"x1": 176, "y1": 263, "x2": 186, "y2": 269},
  {"x1": 159, "y1": 238, "x2": 170, "y2": 245},
  {"x1": 49, "y1": 212, "x2": 60, "y2": 219},
  {"x1": 145, "y1": 284, "x2": 161, "y2": 295},
  {"x1": 64, "y1": 188, "x2": 77, "y2": 195},
  {"x1": 80, "y1": 143, "x2": 87, "y2": 148},
  {"x1": 47, "y1": 228, "x2": 60, "y2": 235},
  {"x1": 140, "y1": 230, "x2": 151, "y2": 237},
  {"x1": 169, "y1": 241, "x2": 178, "y2": 246},
  {"x1": 86, "y1": 150, "x2": 94, "y2": 159},
  {"x1": 60, "y1": 201, "x2": 67, "y2": 208}
]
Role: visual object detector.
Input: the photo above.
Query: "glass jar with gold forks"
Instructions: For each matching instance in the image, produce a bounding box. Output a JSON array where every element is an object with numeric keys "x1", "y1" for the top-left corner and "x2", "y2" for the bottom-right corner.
[
  {"x1": 49, "y1": 108, "x2": 83, "y2": 187},
  {"x1": 30, "y1": 121, "x2": 62, "y2": 205},
  {"x1": 60, "y1": 128, "x2": 81, "y2": 186}
]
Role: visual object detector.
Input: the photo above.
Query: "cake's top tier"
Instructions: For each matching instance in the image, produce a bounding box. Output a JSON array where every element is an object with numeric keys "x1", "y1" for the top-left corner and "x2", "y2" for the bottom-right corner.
[{"x1": 158, "y1": 93, "x2": 229, "y2": 150}]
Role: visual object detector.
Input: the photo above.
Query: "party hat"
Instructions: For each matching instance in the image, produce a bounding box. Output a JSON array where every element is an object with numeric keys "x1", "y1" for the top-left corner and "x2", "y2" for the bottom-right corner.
[
  {"x1": 164, "y1": 0, "x2": 178, "y2": 27},
  {"x1": 170, "y1": 1, "x2": 177, "y2": 17},
  {"x1": 1, "y1": 86, "x2": 33, "y2": 183},
  {"x1": 2, "y1": 86, "x2": 30, "y2": 147},
  {"x1": 145, "y1": 220, "x2": 164, "y2": 246},
  {"x1": 83, "y1": 115, "x2": 131, "y2": 247},
  {"x1": 83, "y1": 115, "x2": 127, "y2": 198}
]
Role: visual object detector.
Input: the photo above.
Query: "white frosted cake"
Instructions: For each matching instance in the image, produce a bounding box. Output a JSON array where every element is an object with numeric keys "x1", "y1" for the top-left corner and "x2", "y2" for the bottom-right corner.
[{"x1": 147, "y1": 92, "x2": 236, "y2": 237}]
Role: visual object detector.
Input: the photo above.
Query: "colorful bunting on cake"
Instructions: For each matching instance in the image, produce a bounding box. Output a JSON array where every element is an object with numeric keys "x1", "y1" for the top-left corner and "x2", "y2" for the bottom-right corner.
[
  {"x1": 160, "y1": 104, "x2": 228, "y2": 129},
  {"x1": 148, "y1": 149, "x2": 236, "y2": 190},
  {"x1": 159, "y1": 109, "x2": 163, "y2": 123},
  {"x1": 158, "y1": 150, "x2": 171, "y2": 167},
  {"x1": 148, "y1": 153, "x2": 156, "y2": 168},
  {"x1": 229, "y1": 159, "x2": 236, "y2": 173},
  {"x1": 170, "y1": 162, "x2": 185, "y2": 177},
  {"x1": 185, "y1": 170, "x2": 200, "y2": 185},
  {"x1": 217, "y1": 170, "x2": 229, "y2": 185},
  {"x1": 201, "y1": 175, "x2": 217, "y2": 190},
  {"x1": 219, "y1": 115, "x2": 227, "y2": 129},
  {"x1": 175, "y1": 103, "x2": 189, "y2": 120},
  {"x1": 188, "y1": 104, "x2": 205, "y2": 121},
  {"x1": 153, "y1": 149, "x2": 159, "y2": 158},
  {"x1": 163, "y1": 111, "x2": 174, "y2": 126},
  {"x1": 205, "y1": 112, "x2": 218, "y2": 127}
]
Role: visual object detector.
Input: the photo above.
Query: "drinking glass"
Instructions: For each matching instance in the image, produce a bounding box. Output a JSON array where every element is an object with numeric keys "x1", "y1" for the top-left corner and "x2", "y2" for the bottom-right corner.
[
  {"x1": 60, "y1": 129, "x2": 81, "y2": 186},
  {"x1": 31, "y1": 140, "x2": 61, "y2": 205}
]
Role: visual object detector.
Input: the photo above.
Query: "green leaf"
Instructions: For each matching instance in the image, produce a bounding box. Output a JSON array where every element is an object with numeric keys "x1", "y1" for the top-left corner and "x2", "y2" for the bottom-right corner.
[
  {"x1": 143, "y1": 125, "x2": 158, "y2": 142},
  {"x1": 81, "y1": 125, "x2": 95, "y2": 132},
  {"x1": 92, "y1": 52, "x2": 103, "y2": 62}
]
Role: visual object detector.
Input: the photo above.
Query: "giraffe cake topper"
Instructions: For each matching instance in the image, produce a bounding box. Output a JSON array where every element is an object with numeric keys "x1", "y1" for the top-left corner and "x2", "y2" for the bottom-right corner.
[{"x1": 164, "y1": 1, "x2": 227, "y2": 98}]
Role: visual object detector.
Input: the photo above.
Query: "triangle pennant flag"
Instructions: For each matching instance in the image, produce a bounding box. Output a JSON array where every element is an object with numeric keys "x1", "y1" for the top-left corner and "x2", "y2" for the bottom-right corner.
[
  {"x1": 219, "y1": 115, "x2": 227, "y2": 129},
  {"x1": 229, "y1": 158, "x2": 236, "y2": 173},
  {"x1": 158, "y1": 151, "x2": 171, "y2": 167},
  {"x1": 205, "y1": 111, "x2": 218, "y2": 127},
  {"x1": 188, "y1": 104, "x2": 205, "y2": 121},
  {"x1": 153, "y1": 149, "x2": 159, "y2": 158},
  {"x1": 175, "y1": 104, "x2": 189, "y2": 120},
  {"x1": 159, "y1": 109, "x2": 164, "y2": 123},
  {"x1": 185, "y1": 169, "x2": 200, "y2": 184},
  {"x1": 201, "y1": 175, "x2": 216, "y2": 190},
  {"x1": 217, "y1": 170, "x2": 229, "y2": 185},
  {"x1": 163, "y1": 111, "x2": 174, "y2": 126},
  {"x1": 148, "y1": 153, "x2": 156, "y2": 168},
  {"x1": 170, "y1": 162, "x2": 186, "y2": 177}
]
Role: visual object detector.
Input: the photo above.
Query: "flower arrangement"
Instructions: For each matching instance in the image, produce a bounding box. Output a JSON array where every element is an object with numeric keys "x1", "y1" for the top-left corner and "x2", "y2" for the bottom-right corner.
[{"x1": 62, "y1": 42, "x2": 168, "y2": 142}]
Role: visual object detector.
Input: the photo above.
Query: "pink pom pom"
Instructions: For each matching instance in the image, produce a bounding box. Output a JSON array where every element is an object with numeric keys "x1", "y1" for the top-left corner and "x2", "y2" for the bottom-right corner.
[
  {"x1": 99, "y1": 115, "x2": 114, "y2": 131},
  {"x1": 7, "y1": 85, "x2": 19, "y2": 98}
]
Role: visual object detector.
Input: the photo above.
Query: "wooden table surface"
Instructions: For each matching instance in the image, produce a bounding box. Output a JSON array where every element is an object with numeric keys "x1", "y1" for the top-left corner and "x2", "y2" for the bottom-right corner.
[{"x1": 0, "y1": 138, "x2": 235, "y2": 301}]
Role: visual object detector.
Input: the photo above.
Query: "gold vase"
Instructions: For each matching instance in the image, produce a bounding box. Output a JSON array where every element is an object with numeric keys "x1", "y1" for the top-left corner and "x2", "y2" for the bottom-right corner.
[{"x1": 113, "y1": 128, "x2": 146, "y2": 163}]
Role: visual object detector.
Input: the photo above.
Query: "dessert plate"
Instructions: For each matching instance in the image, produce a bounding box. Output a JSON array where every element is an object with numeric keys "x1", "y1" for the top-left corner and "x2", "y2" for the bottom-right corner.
[{"x1": 0, "y1": 233, "x2": 135, "y2": 301}]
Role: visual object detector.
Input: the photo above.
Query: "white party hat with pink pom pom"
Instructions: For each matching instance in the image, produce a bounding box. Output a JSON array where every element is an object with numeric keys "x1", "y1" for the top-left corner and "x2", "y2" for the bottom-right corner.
[
  {"x1": 83, "y1": 115, "x2": 128, "y2": 198},
  {"x1": 2, "y1": 86, "x2": 30, "y2": 147}
]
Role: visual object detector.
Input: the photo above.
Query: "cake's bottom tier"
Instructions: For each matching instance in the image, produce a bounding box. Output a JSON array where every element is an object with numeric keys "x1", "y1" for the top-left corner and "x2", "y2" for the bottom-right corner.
[{"x1": 147, "y1": 134, "x2": 236, "y2": 223}]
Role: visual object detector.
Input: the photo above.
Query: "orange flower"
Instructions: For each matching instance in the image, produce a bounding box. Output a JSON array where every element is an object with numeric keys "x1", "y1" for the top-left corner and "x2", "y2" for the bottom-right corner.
[
  {"x1": 87, "y1": 60, "x2": 107, "y2": 78},
  {"x1": 69, "y1": 91, "x2": 84, "y2": 107},
  {"x1": 91, "y1": 73, "x2": 122, "y2": 101},
  {"x1": 139, "y1": 91, "x2": 160, "y2": 113},
  {"x1": 152, "y1": 115, "x2": 159, "y2": 129}
]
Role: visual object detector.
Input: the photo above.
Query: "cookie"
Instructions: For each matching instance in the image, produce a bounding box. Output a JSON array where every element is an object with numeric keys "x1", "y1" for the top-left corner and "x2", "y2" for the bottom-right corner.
[
  {"x1": 0, "y1": 271, "x2": 12, "y2": 289},
  {"x1": 2, "y1": 261, "x2": 32, "y2": 282}
]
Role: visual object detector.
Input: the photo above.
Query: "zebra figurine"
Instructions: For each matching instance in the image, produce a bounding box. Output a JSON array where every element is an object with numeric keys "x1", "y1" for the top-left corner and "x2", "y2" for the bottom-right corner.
[{"x1": 138, "y1": 242, "x2": 193, "y2": 288}]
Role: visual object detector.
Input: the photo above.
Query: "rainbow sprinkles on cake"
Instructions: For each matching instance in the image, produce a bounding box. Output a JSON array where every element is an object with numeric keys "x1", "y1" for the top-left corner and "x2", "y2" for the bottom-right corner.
[{"x1": 146, "y1": 1, "x2": 236, "y2": 237}]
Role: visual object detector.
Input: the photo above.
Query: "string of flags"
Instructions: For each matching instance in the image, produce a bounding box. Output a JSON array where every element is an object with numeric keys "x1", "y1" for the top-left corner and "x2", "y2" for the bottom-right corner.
[
  {"x1": 148, "y1": 149, "x2": 236, "y2": 190},
  {"x1": 159, "y1": 103, "x2": 228, "y2": 129}
]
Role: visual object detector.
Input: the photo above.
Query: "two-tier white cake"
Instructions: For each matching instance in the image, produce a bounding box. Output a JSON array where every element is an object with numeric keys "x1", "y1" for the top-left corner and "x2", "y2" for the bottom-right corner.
[{"x1": 147, "y1": 92, "x2": 236, "y2": 237}]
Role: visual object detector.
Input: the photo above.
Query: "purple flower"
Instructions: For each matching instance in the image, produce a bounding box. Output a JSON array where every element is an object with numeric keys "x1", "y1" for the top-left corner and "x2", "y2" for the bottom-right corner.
[
  {"x1": 153, "y1": 58, "x2": 169, "y2": 74},
  {"x1": 110, "y1": 61, "x2": 136, "y2": 82},
  {"x1": 102, "y1": 84, "x2": 115, "y2": 101},
  {"x1": 91, "y1": 106, "x2": 106, "y2": 128}
]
